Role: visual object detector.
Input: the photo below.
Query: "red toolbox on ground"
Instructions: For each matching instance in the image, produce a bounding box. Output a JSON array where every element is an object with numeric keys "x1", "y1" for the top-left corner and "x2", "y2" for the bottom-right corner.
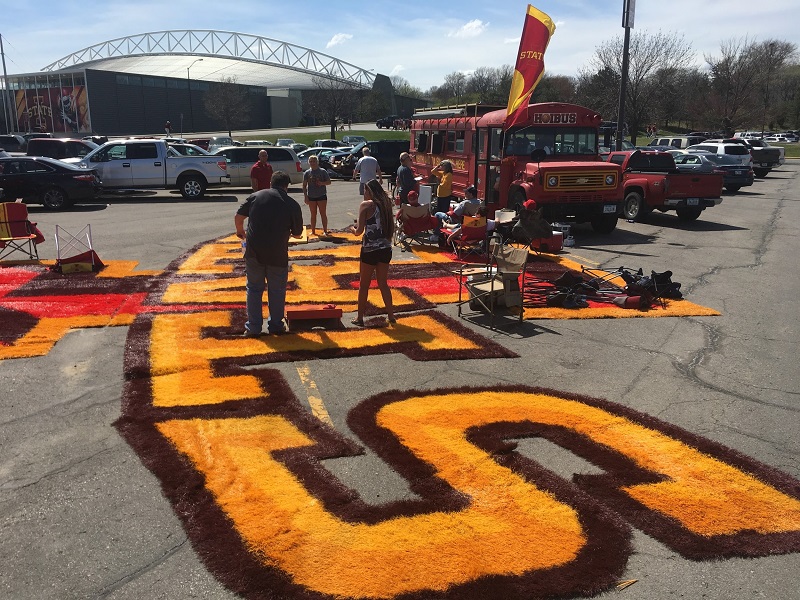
[{"x1": 286, "y1": 304, "x2": 343, "y2": 330}]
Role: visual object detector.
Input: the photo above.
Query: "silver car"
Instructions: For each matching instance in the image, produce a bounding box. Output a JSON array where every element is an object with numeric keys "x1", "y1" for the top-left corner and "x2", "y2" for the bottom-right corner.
[{"x1": 211, "y1": 146, "x2": 303, "y2": 185}]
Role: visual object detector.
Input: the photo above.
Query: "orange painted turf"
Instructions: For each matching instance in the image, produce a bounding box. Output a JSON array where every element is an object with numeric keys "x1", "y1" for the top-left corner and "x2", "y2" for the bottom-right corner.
[
  {"x1": 11, "y1": 235, "x2": 790, "y2": 600},
  {"x1": 1, "y1": 235, "x2": 719, "y2": 360}
]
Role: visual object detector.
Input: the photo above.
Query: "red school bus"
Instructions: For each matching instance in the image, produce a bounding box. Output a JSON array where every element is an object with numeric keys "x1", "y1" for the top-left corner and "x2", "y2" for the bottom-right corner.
[{"x1": 409, "y1": 102, "x2": 623, "y2": 233}]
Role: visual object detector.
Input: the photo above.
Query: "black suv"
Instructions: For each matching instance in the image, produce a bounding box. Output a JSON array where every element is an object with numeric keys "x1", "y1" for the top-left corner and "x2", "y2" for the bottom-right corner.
[
  {"x1": 26, "y1": 138, "x2": 99, "y2": 160},
  {"x1": 375, "y1": 115, "x2": 401, "y2": 129}
]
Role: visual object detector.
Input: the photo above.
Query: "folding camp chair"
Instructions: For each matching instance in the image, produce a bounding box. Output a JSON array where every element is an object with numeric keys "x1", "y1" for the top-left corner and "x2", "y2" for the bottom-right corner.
[
  {"x1": 394, "y1": 203, "x2": 437, "y2": 249},
  {"x1": 54, "y1": 224, "x2": 104, "y2": 272},
  {"x1": 0, "y1": 202, "x2": 43, "y2": 261},
  {"x1": 449, "y1": 214, "x2": 487, "y2": 260},
  {"x1": 458, "y1": 241, "x2": 529, "y2": 329}
]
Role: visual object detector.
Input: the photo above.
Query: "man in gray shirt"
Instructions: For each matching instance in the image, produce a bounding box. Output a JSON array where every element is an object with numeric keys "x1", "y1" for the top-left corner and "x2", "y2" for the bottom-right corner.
[
  {"x1": 353, "y1": 146, "x2": 382, "y2": 196},
  {"x1": 396, "y1": 152, "x2": 417, "y2": 204}
]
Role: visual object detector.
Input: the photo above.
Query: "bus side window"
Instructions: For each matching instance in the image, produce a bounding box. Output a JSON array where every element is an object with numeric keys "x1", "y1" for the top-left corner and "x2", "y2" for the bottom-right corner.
[
  {"x1": 431, "y1": 132, "x2": 444, "y2": 154},
  {"x1": 416, "y1": 132, "x2": 428, "y2": 152}
]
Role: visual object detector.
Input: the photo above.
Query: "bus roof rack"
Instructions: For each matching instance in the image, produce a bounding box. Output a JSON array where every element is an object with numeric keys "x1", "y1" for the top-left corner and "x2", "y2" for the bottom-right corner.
[{"x1": 412, "y1": 104, "x2": 505, "y2": 119}]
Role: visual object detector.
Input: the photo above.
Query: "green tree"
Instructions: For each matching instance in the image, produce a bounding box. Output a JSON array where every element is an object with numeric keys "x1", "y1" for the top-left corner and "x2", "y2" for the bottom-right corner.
[
  {"x1": 589, "y1": 30, "x2": 694, "y2": 143},
  {"x1": 203, "y1": 76, "x2": 252, "y2": 137},
  {"x1": 305, "y1": 75, "x2": 359, "y2": 139}
]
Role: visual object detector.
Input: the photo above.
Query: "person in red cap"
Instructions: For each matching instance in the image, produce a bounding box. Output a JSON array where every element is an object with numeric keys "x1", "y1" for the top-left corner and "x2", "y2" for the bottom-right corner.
[{"x1": 407, "y1": 189, "x2": 420, "y2": 206}]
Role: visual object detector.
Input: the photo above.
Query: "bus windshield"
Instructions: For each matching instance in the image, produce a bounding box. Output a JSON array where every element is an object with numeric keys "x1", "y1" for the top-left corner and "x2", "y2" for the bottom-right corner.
[{"x1": 505, "y1": 127, "x2": 598, "y2": 157}]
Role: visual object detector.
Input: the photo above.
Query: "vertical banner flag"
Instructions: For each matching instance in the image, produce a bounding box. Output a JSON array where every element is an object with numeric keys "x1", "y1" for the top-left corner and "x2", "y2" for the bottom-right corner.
[{"x1": 506, "y1": 5, "x2": 556, "y2": 129}]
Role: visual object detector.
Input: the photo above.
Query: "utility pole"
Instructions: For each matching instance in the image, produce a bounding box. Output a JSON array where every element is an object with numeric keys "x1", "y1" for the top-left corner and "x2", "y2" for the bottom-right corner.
[
  {"x1": 187, "y1": 58, "x2": 203, "y2": 133},
  {"x1": 615, "y1": 0, "x2": 635, "y2": 150}
]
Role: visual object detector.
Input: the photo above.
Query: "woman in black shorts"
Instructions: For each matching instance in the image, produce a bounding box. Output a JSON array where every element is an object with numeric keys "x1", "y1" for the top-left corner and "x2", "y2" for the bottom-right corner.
[
  {"x1": 349, "y1": 179, "x2": 396, "y2": 326},
  {"x1": 302, "y1": 155, "x2": 332, "y2": 236}
]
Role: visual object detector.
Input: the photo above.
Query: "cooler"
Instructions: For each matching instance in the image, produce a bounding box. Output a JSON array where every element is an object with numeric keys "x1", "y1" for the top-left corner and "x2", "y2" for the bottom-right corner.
[{"x1": 529, "y1": 231, "x2": 564, "y2": 253}]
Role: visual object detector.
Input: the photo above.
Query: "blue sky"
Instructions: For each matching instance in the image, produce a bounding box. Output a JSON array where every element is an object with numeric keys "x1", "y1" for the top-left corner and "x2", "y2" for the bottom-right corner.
[{"x1": 1, "y1": 1, "x2": 798, "y2": 89}]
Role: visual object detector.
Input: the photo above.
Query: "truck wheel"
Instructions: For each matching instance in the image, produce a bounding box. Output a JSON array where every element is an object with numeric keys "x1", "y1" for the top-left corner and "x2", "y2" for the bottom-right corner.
[
  {"x1": 676, "y1": 207, "x2": 702, "y2": 221},
  {"x1": 623, "y1": 191, "x2": 645, "y2": 221},
  {"x1": 179, "y1": 175, "x2": 206, "y2": 199},
  {"x1": 725, "y1": 185, "x2": 741, "y2": 193},
  {"x1": 590, "y1": 215, "x2": 618, "y2": 234},
  {"x1": 753, "y1": 168, "x2": 769, "y2": 178},
  {"x1": 41, "y1": 187, "x2": 72, "y2": 210}
]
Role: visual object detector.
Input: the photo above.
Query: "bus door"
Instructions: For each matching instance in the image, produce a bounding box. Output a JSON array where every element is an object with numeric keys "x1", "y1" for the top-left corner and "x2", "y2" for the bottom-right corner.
[{"x1": 476, "y1": 127, "x2": 503, "y2": 213}]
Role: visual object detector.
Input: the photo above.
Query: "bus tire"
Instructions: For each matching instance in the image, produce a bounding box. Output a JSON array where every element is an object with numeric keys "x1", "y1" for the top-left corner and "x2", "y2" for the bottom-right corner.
[{"x1": 590, "y1": 215, "x2": 618, "y2": 234}]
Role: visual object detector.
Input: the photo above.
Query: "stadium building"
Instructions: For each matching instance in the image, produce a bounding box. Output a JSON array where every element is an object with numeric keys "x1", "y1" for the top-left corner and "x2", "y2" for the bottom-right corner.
[{"x1": 0, "y1": 30, "x2": 425, "y2": 136}]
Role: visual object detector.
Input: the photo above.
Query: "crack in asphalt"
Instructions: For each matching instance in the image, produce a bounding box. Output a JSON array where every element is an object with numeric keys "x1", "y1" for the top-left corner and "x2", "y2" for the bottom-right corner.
[
  {"x1": 0, "y1": 383, "x2": 122, "y2": 427},
  {"x1": 95, "y1": 536, "x2": 189, "y2": 598},
  {"x1": 0, "y1": 445, "x2": 117, "y2": 491},
  {"x1": 578, "y1": 179, "x2": 798, "y2": 421}
]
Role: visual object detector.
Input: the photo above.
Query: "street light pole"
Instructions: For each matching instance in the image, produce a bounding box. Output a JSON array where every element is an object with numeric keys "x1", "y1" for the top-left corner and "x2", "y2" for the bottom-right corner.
[
  {"x1": 615, "y1": 0, "x2": 635, "y2": 150},
  {"x1": 187, "y1": 58, "x2": 203, "y2": 133}
]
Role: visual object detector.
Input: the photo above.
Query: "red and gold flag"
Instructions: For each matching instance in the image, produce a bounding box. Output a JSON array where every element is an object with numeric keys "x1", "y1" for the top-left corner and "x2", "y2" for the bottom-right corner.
[{"x1": 506, "y1": 5, "x2": 556, "y2": 129}]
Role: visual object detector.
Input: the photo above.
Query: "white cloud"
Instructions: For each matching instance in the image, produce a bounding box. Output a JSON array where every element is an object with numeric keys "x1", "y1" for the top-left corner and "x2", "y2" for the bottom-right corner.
[
  {"x1": 389, "y1": 65, "x2": 406, "y2": 76},
  {"x1": 326, "y1": 33, "x2": 353, "y2": 49},
  {"x1": 448, "y1": 19, "x2": 488, "y2": 39},
  {"x1": 504, "y1": 37, "x2": 519, "y2": 45}
]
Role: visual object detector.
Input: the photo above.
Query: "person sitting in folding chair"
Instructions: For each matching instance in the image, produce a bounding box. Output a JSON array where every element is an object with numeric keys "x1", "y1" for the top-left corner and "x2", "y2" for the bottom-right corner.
[
  {"x1": 443, "y1": 205, "x2": 495, "y2": 246},
  {"x1": 431, "y1": 185, "x2": 482, "y2": 243}
]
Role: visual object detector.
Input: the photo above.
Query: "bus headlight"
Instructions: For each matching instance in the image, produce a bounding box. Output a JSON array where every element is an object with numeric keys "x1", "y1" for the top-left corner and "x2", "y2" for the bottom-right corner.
[
  {"x1": 605, "y1": 174, "x2": 615, "y2": 185},
  {"x1": 548, "y1": 176, "x2": 558, "y2": 187}
]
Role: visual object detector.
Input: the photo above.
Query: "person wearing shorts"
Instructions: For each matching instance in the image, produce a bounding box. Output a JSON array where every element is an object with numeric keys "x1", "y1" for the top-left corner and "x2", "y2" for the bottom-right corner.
[
  {"x1": 349, "y1": 179, "x2": 395, "y2": 326},
  {"x1": 302, "y1": 155, "x2": 332, "y2": 236}
]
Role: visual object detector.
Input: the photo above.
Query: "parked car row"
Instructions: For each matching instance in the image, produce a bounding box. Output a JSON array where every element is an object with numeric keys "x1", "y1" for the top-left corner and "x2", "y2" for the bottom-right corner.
[{"x1": 0, "y1": 131, "x2": 399, "y2": 211}]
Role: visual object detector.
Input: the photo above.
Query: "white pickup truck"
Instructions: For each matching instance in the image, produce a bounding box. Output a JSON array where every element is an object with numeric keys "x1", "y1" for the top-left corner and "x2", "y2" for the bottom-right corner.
[{"x1": 68, "y1": 139, "x2": 230, "y2": 198}]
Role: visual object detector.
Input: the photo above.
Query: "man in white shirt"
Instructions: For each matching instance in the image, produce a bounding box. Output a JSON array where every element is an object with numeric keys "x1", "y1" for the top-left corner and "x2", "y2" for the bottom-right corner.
[{"x1": 352, "y1": 147, "x2": 382, "y2": 196}]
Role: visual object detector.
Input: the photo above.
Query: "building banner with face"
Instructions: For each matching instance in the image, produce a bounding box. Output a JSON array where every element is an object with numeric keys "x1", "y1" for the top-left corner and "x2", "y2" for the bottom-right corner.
[{"x1": 15, "y1": 86, "x2": 91, "y2": 133}]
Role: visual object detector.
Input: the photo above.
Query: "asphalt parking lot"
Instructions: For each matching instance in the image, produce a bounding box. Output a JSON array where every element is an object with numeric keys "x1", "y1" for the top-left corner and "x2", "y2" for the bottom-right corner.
[{"x1": 1, "y1": 166, "x2": 799, "y2": 599}]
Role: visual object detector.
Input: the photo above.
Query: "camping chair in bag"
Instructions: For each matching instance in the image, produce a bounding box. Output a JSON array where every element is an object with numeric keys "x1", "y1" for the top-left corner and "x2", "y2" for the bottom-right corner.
[
  {"x1": 510, "y1": 206, "x2": 553, "y2": 252},
  {"x1": 462, "y1": 242, "x2": 529, "y2": 329},
  {"x1": 449, "y1": 214, "x2": 487, "y2": 260},
  {"x1": 0, "y1": 202, "x2": 44, "y2": 261},
  {"x1": 394, "y1": 202, "x2": 438, "y2": 249}
]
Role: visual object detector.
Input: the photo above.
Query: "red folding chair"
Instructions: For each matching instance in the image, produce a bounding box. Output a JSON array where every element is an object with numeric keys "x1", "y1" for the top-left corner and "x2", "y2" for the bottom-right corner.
[
  {"x1": 0, "y1": 202, "x2": 44, "y2": 261},
  {"x1": 449, "y1": 215, "x2": 487, "y2": 260},
  {"x1": 394, "y1": 203, "x2": 438, "y2": 249}
]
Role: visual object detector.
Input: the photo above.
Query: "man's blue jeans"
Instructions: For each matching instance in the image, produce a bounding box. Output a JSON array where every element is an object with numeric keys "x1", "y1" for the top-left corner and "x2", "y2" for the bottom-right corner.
[{"x1": 245, "y1": 255, "x2": 289, "y2": 334}]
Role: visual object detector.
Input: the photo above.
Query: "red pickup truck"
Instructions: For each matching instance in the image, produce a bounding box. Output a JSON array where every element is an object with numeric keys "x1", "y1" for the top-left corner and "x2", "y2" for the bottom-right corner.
[{"x1": 607, "y1": 150, "x2": 723, "y2": 222}]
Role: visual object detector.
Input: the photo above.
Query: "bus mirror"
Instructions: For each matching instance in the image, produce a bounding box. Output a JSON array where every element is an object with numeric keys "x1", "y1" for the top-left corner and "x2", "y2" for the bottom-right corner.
[{"x1": 530, "y1": 148, "x2": 547, "y2": 163}]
